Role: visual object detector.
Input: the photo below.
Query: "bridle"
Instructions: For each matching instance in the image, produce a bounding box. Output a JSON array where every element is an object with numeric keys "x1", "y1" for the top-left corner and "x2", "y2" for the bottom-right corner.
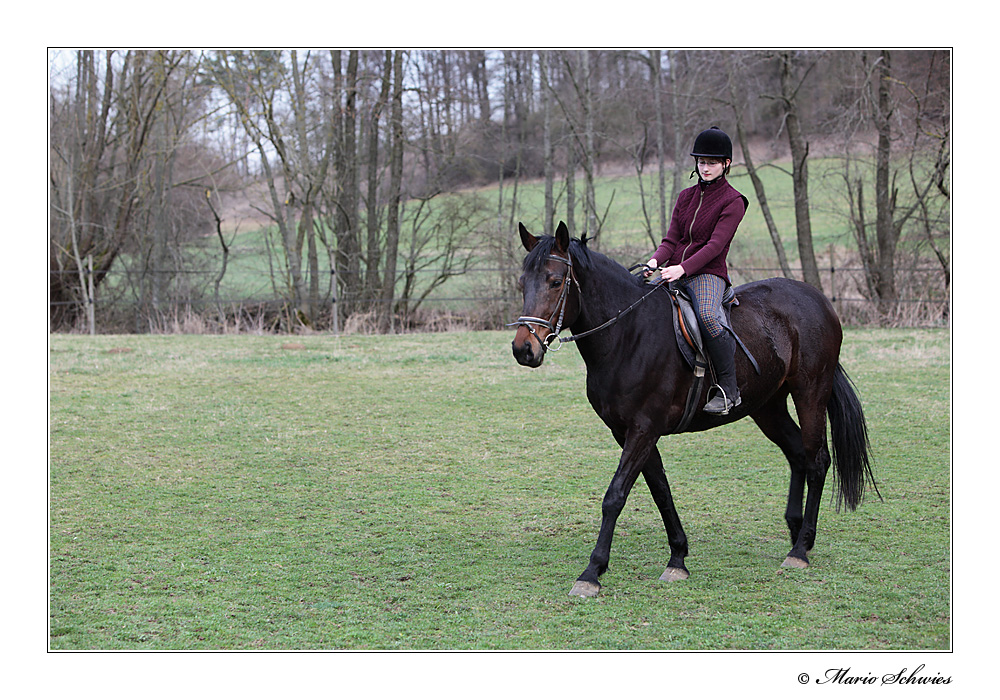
[
  {"x1": 507, "y1": 253, "x2": 579, "y2": 352},
  {"x1": 508, "y1": 252, "x2": 668, "y2": 354}
]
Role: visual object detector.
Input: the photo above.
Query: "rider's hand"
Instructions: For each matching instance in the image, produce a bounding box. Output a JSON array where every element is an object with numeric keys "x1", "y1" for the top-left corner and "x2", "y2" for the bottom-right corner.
[{"x1": 660, "y1": 265, "x2": 686, "y2": 282}]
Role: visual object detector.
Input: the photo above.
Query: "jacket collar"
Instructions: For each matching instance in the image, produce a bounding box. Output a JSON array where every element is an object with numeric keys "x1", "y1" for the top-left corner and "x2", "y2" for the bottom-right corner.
[{"x1": 697, "y1": 175, "x2": 727, "y2": 191}]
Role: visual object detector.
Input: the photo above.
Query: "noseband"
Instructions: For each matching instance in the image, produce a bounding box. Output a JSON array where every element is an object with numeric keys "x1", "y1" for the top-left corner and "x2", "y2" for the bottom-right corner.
[{"x1": 507, "y1": 253, "x2": 579, "y2": 352}]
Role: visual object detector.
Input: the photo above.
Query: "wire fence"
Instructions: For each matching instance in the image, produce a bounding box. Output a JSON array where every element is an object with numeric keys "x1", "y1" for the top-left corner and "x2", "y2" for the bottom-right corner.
[{"x1": 49, "y1": 261, "x2": 950, "y2": 334}]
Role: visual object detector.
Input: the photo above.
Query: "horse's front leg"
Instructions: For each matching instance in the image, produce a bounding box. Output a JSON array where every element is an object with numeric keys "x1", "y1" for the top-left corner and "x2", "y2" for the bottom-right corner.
[{"x1": 570, "y1": 428, "x2": 655, "y2": 597}]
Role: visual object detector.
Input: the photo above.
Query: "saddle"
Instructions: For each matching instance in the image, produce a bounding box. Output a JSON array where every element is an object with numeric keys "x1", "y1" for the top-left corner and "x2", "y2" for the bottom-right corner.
[{"x1": 660, "y1": 281, "x2": 759, "y2": 432}]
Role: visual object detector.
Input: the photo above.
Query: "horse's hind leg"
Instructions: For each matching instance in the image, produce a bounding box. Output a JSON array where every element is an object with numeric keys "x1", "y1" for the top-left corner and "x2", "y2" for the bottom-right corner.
[
  {"x1": 641, "y1": 445, "x2": 689, "y2": 581},
  {"x1": 751, "y1": 390, "x2": 830, "y2": 567},
  {"x1": 752, "y1": 392, "x2": 807, "y2": 545},
  {"x1": 785, "y1": 391, "x2": 833, "y2": 566}
]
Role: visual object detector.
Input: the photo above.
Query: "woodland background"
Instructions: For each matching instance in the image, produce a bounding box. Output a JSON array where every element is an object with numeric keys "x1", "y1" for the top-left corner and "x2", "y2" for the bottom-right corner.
[{"x1": 48, "y1": 49, "x2": 950, "y2": 334}]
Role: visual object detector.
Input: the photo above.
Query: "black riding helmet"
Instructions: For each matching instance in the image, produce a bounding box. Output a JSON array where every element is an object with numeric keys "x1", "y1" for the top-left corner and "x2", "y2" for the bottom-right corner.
[{"x1": 690, "y1": 126, "x2": 733, "y2": 161}]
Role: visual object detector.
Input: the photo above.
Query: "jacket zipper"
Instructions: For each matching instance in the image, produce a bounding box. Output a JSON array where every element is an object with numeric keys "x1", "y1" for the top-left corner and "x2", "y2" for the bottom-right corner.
[{"x1": 680, "y1": 187, "x2": 705, "y2": 265}]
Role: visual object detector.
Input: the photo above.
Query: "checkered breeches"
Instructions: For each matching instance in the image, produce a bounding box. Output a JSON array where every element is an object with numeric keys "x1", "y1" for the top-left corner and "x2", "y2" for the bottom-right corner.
[{"x1": 682, "y1": 273, "x2": 727, "y2": 339}]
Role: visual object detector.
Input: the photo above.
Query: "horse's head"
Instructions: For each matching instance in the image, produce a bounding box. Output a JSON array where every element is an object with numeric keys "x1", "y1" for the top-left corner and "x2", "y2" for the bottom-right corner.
[{"x1": 510, "y1": 221, "x2": 581, "y2": 367}]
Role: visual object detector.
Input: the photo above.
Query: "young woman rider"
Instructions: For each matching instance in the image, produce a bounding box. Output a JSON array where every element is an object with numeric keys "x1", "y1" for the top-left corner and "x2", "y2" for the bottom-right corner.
[{"x1": 644, "y1": 126, "x2": 749, "y2": 414}]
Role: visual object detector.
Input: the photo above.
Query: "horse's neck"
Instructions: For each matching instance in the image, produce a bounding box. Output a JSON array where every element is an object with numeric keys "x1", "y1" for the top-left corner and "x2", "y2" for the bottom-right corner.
[
  {"x1": 577, "y1": 260, "x2": 642, "y2": 317},
  {"x1": 573, "y1": 264, "x2": 648, "y2": 351}
]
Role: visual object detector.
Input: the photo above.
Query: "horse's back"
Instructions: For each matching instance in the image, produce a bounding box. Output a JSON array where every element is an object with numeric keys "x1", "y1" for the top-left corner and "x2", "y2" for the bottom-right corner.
[
  {"x1": 731, "y1": 277, "x2": 842, "y2": 382},
  {"x1": 734, "y1": 277, "x2": 839, "y2": 334}
]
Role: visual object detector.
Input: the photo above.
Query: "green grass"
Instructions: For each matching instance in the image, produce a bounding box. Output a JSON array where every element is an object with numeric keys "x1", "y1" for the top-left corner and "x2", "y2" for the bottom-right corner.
[{"x1": 49, "y1": 328, "x2": 950, "y2": 650}]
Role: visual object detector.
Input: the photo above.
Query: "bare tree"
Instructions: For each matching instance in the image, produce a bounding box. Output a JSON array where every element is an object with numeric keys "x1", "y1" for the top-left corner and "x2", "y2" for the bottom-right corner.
[
  {"x1": 471, "y1": 50, "x2": 491, "y2": 125},
  {"x1": 326, "y1": 49, "x2": 363, "y2": 322},
  {"x1": 650, "y1": 50, "x2": 669, "y2": 243},
  {"x1": 569, "y1": 52, "x2": 598, "y2": 241},
  {"x1": 771, "y1": 51, "x2": 823, "y2": 290},
  {"x1": 209, "y1": 52, "x2": 302, "y2": 323},
  {"x1": 623, "y1": 50, "x2": 670, "y2": 248},
  {"x1": 362, "y1": 51, "x2": 393, "y2": 306},
  {"x1": 545, "y1": 52, "x2": 602, "y2": 241},
  {"x1": 397, "y1": 193, "x2": 488, "y2": 322},
  {"x1": 538, "y1": 51, "x2": 556, "y2": 235},
  {"x1": 209, "y1": 50, "x2": 340, "y2": 327},
  {"x1": 378, "y1": 50, "x2": 405, "y2": 333},
  {"x1": 50, "y1": 50, "x2": 181, "y2": 330},
  {"x1": 724, "y1": 52, "x2": 792, "y2": 278},
  {"x1": 834, "y1": 50, "x2": 950, "y2": 316}
]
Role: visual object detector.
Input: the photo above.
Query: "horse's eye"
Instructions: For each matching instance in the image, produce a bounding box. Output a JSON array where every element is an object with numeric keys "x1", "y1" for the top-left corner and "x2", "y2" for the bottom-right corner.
[{"x1": 550, "y1": 277, "x2": 564, "y2": 289}]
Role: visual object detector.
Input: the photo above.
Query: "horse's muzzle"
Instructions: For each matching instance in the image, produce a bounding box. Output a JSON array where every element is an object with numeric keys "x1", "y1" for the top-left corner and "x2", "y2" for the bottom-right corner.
[{"x1": 512, "y1": 326, "x2": 545, "y2": 367}]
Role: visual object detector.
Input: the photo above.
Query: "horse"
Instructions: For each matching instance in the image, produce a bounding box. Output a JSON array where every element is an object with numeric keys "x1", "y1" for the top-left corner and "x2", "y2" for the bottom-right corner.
[{"x1": 510, "y1": 221, "x2": 877, "y2": 597}]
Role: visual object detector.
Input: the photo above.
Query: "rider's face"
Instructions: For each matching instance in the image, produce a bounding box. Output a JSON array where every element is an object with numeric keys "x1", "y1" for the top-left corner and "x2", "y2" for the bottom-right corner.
[{"x1": 696, "y1": 158, "x2": 728, "y2": 182}]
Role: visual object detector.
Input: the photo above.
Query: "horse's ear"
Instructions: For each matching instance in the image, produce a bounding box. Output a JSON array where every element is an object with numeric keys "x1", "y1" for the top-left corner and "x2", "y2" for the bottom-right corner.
[
  {"x1": 518, "y1": 222, "x2": 538, "y2": 252},
  {"x1": 554, "y1": 221, "x2": 570, "y2": 254}
]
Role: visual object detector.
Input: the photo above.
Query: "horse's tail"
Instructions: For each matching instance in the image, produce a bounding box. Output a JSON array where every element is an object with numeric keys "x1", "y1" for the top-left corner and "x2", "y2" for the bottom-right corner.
[{"x1": 827, "y1": 364, "x2": 880, "y2": 511}]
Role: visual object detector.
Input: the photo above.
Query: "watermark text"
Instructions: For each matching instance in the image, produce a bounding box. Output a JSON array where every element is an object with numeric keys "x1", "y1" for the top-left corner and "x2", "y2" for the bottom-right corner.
[{"x1": 796, "y1": 664, "x2": 952, "y2": 686}]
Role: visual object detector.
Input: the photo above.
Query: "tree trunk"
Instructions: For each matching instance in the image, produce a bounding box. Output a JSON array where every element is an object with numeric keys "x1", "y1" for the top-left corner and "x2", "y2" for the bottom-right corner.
[
  {"x1": 873, "y1": 49, "x2": 898, "y2": 309},
  {"x1": 365, "y1": 52, "x2": 392, "y2": 301},
  {"x1": 379, "y1": 50, "x2": 404, "y2": 333},
  {"x1": 342, "y1": 51, "x2": 361, "y2": 312},
  {"x1": 565, "y1": 143, "x2": 576, "y2": 235},
  {"x1": 331, "y1": 50, "x2": 362, "y2": 317},
  {"x1": 150, "y1": 100, "x2": 170, "y2": 320},
  {"x1": 848, "y1": 177, "x2": 879, "y2": 300},
  {"x1": 581, "y1": 51, "x2": 598, "y2": 243},
  {"x1": 504, "y1": 51, "x2": 527, "y2": 235},
  {"x1": 650, "y1": 50, "x2": 668, "y2": 243},
  {"x1": 539, "y1": 51, "x2": 555, "y2": 234},
  {"x1": 725, "y1": 53, "x2": 792, "y2": 278},
  {"x1": 779, "y1": 51, "x2": 823, "y2": 291},
  {"x1": 667, "y1": 50, "x2": 686, "y2": 204},
  {"x1": 297, "y1": 202, "x2": 320, "y2": 325},
  {"x1": 473, "y1": 50, "x2": 491, "y2": 123}
]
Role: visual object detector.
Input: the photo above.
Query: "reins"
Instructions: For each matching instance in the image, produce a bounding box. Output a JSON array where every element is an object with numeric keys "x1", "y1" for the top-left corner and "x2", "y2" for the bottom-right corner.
[{"x1": 508, "y1": 253, "x2": 667, "y2": 353}]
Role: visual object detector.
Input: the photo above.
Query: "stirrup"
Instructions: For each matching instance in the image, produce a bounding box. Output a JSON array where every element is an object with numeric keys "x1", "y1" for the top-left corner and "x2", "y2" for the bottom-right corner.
[{"x1": 703, "y1": 385, "x2": 740, "y2": 415}]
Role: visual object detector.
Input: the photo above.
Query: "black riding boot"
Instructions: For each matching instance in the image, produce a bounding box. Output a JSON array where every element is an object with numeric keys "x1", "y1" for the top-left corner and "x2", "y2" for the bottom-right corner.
[{"x1": 703, "y1": 331, "x2": 741, "y2": 415}]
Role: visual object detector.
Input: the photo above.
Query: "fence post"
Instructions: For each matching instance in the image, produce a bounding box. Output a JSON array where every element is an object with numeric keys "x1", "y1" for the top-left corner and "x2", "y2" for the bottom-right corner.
[
  {"x1": 331, "y1": 266, "x2": 339, "y2": 335},
  {"x1": 87, "y1": 254, "x2": 96, "y2": 336},
  {"x1": 828, "y1": 243, "x2": 837, "y2": 313}
]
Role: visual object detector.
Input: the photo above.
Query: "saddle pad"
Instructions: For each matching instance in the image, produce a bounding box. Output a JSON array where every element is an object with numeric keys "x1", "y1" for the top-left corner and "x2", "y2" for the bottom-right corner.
[{"x1": 672, "y1": 293, "x2": 702, "y2": 371}]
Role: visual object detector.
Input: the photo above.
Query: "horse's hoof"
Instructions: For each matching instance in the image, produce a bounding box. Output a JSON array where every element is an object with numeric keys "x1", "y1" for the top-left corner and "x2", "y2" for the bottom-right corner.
[
  {"x1": 659, "y1": 567, "x2": 689, "y2": 582},
  {"x1": 569, "y1": 580, "x2": 600, "y2": 598},
  {"x1": 781, "y1": 556, "x2": 809, "y2": 569}
]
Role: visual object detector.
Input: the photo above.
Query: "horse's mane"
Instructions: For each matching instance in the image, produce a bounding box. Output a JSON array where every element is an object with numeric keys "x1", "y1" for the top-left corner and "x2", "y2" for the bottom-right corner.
[{"x1": 522, "y1": 236, "x2": 640, "y2": 286}]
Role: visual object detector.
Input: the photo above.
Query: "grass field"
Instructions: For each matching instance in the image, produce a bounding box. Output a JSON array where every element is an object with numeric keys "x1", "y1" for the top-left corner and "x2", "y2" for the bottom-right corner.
[{"x1": 48, "y1": 327, "x2": 950, "y2": 651}]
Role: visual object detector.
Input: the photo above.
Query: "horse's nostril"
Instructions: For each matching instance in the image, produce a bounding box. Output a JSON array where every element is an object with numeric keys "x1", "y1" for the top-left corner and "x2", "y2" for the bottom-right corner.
[{"x1": 512, "y1": 338, "x2": 541, "y2": 367}]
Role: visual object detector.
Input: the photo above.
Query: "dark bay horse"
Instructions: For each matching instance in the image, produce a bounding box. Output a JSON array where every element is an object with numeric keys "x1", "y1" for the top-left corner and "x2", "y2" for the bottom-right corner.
[{"x1": 510, "y1": 222, "x2": 876, "y2": 597}]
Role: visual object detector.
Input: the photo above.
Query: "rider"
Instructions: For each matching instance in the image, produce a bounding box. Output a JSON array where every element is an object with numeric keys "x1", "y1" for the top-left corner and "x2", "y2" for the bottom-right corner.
[{"x1": 644, "y1": 126, "x2": 749, "y2": 414}]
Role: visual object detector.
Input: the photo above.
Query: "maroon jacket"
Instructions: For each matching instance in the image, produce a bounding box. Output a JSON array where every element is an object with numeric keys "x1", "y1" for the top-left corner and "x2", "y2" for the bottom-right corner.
[{"x1": 651, "y1": 176, "x2": 748, "y2": 284}]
